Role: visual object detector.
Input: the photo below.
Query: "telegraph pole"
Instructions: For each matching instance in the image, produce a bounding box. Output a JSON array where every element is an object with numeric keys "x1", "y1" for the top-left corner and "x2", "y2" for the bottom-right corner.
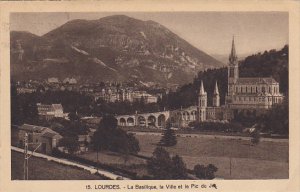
[
  {"x1": 23, "y1": 132, "x2": 41, "y2": 180},
  {"x1": 97, "y1": 144, "x2": 99, "y2": 173},
  {"x1": 23, "y1": 133, "x2": 29, "y2": 180}
]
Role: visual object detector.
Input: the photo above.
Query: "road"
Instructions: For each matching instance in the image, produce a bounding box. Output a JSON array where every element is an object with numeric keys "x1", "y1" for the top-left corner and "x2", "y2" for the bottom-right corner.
[
  {"x1": 11, "y1": 146, "x2": 130, "y2": 180},
  {"x1": 128, "y1": 131, "x2": 288, "y2": 143}
]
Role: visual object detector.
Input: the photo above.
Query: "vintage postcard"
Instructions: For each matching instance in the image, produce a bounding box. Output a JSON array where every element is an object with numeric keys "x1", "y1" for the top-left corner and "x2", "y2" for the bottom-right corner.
[{"x1": 0, "y1": 0, "x2": 300, "y2": 192}]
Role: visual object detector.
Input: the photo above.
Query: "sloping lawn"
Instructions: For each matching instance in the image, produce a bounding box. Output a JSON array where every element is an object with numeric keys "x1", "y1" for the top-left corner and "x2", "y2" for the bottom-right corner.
[{"x1": 11, "y1": 151, "x2": 106, "y2": 180}]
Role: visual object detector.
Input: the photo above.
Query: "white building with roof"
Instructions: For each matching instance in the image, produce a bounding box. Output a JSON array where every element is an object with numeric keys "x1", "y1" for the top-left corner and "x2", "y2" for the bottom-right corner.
[{"x1": 37, "y1": 103, "x2": 66, "y2": 119}]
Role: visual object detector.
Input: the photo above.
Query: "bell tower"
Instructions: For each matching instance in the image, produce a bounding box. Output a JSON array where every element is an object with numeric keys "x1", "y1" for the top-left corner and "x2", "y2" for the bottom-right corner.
[
  {"x1": 213, "y1": 81, "x2": 220, "y2": 107},
  {"x1": 198, "y1": 81, "x2": 207, "y2": 122},
  {"x1": 228, "y1": 36, "x2": 239, "y2": 94}
]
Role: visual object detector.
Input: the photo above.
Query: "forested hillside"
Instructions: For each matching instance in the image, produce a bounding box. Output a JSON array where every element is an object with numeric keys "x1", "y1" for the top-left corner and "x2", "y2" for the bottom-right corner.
[{"x1": 162, "y1": 45, "x2": 288, "y2": 109}]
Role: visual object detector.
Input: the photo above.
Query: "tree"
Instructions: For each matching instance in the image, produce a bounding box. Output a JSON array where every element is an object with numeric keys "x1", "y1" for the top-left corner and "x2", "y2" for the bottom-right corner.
[
  {"x1": 59, "y1": 136, "x2": 79, "y2": 154},
  {"x1": 147, "y1": 147, "x2": 174, "y2": 179},
  {"x1": 99, "y1": 114, "x2": 118, "y2": 130},
  {"x1": 194, "y1": 164, "x2": 218, "y2": 180},
  {"x1": 159, "y1": 122, "x2": 177, "y2": 147},
  {"x1": 206, "y1": 164, "x2": 218, "y2": 179},
  {"x1": 127, "y1": 133, "x2": 140, "y2": 154},
  {"x1": 259, "y1": 99, "x2": 288, "y2": 135},
  {"x1": 11, "y1": 82, "x2": 24, "y2": 125},
  {"x1": 250, "y1": 129, "x2": 261, "y2": 145},
  {"x1": 171, "y1": 155, "x2": 188, "y2": 179},
  {"x1": 92, "y1": 115, "x2": 140, "y2": 154},
  {"x1": 23, "y1": 101, "x2": 39, "y2": 123},
  {"x1": 68, "y1": 112, "x2": 79, "y2": 122},
  {"x1": 147, "y1": 147, "x2": 188, "y2": 179}
]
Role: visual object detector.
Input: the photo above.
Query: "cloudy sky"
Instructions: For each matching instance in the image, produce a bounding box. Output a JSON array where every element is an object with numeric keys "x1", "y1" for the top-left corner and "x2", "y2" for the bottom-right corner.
[{"x1": 10, "y1": 12, "x2": 288, "y2": 55}]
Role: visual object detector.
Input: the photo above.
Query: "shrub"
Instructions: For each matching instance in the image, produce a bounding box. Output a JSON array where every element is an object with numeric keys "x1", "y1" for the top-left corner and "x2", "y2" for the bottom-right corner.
[
  {"x1": 194, "y1": 164, "x2": 218, "y2": 180},
  {"x1": 147, "y1": 147, "x2": 188, "y2": 179},
  {"x1": 250, "y1": 130, "x2": 261, "y2": 145},
  {"x1": 159, "y1": 123, "x2": 177, "y2": 147}
]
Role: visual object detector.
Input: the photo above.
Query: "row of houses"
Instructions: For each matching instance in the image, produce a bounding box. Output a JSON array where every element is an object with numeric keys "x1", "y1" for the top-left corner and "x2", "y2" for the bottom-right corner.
[{"x1": 93, "y1": 89, "x2": 158, "y2": 103}]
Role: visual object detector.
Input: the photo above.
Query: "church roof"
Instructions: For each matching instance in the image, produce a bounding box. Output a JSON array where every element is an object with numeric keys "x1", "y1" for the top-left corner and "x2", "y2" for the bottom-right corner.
[
  {"x1": 52, "y1": 104, "x2": 63, "y2": 111},
  {"x1": 236, "y1": 77, "x2": 278, "y2": 85}
]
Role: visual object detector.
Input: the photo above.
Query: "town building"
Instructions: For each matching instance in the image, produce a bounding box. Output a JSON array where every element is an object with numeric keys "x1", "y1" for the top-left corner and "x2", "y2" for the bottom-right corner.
[
  {"x1": 63, "y1": 77, "x2": 77, "y2": 84},
  {"x1": 47, "y1": 77, "x2": 59, "y2": 84},
  {"x1": 17, "y1": 124, "x2": 63, "y2": 154},
  {"x1": 93, "y1": 88, "x2": 158, "y2": 103},
  {"x1": 37, "y1": 103, "x2": 67, "y2": 120}
]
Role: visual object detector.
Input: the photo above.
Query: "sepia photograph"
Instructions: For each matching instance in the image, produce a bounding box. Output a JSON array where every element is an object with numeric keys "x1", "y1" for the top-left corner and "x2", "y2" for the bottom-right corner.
[
  {"x1": 1, "y1": 1, "x2": 300, "y2": 192},
  {"x1": 9, "y1": 11, "x2": 289, "y2": 180}
]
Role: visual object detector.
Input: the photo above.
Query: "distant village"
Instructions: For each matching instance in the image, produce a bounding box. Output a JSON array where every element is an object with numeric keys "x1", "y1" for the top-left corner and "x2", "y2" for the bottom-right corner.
[{"x1": 15, "y1": 77, "x2": 171, "y2": 104}]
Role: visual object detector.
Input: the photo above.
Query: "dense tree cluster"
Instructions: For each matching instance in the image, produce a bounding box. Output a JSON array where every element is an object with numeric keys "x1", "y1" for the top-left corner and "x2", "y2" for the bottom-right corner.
[
  {"x1": 59, "y1": 136, "x2": 79, "y2": 154},
  {"x1": 147, "y1": 147, "x2": 187, "y2": 179},
  {"x1": 11, "y1": 83, "x2": 39, "y2": 125},
  {"x1": 92, "y1": 115, "x2": 140, "y2": 154},
  {"x1": 259, "y1": 98, "x2": 289, "y2": 135},
  {"x1": 239, "y1": 45, "x2": 288, "y2": 94},
  {"x1": 51, "y1": 118, "x2": 88, "y2": 137}
]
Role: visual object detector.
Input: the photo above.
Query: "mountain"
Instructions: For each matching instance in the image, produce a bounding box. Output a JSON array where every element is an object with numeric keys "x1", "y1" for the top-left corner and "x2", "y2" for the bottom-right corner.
[{"x1": 10, "y1": 15, "x2": 223, "y2": 86}]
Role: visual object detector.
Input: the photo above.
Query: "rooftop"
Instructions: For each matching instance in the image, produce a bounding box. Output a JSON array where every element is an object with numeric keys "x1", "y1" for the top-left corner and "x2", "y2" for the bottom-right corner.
[{"x1": 236, "y1": 77, "x2": 278, "y2": 84}]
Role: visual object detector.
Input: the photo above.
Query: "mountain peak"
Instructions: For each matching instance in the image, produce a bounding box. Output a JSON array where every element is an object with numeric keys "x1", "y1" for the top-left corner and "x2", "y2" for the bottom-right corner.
[{"x1": 11, "y1": 15, "x2": 223, "y2": 86}]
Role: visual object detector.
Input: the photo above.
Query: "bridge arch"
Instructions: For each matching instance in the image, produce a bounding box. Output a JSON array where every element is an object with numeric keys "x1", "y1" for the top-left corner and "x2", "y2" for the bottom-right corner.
[
  {"x1": 119, "y1": 118, "x2": 126, "y2": 126},
  {"x1": 137, "y1": 116, "x2": 146, "y2": 126},
  {"x1": 127, "y1": 117, "x2": 135, "y2": 126},
  {"x1": 147, "y1": 115, "x2": 156, "y2": 127},
  {"x1": 158, "y1": 114, "x2": 166, "y2": 128}
]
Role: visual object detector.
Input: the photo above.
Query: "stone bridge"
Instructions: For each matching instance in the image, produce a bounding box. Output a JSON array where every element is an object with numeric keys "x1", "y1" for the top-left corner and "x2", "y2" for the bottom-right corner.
[
  {"x1": 115, "y1": 111, "x2": 170, "y2": 129},
  {"x1": 115, "y1": 106, "x2": 198, "y2": 129}
]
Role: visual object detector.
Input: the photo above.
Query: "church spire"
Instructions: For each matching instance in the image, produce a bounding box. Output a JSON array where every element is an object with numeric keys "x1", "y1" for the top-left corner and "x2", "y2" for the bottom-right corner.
[
  {"x1": 213, "y1": 81, "x2": 220, "y2": 107},
  {"x1": 199, "y1": 81, "x2": 206, "y2": 95},
  {"x1": 229, "y1": 36, "x2": 238, "y2": 64},
  {"x1": 214, "y1": 81, "x2": 219, "y2": 95}
]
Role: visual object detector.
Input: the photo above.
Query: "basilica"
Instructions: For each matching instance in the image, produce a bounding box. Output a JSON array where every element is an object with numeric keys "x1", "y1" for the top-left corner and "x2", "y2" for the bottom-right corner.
[
  {"x1": 168, "y1": 37, "x2": 284, "y2": 127},
  {"x1": 196, "y1": 37, "x2": 284, "y2": 123},
  {"x1": 116, "y1": 38, "x2": 285, "y2": 128}
]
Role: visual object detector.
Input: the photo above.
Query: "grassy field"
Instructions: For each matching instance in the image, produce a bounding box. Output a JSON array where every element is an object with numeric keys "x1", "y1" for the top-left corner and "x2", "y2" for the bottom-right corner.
[
  {"x1": 78, "y1": 151, "x2": 148, "y2": 177},
  {"x1": 11, "y1": 151, "x2": 106, "y2": 180},
  {"x1": 135, "y1": 134, "x2": 289, "y2": 179},
  {"x1": 77, "y1": 134, "x2": 288, "y2": 179}
]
